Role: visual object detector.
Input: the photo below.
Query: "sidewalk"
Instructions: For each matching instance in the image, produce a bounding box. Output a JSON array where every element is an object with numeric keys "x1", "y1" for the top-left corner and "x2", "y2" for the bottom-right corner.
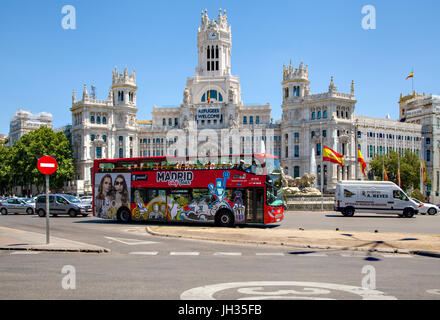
[
  {"x1": 0, "y1": 226, "x2": 109, "y2": 253},
  {"x1": 146, "y1": 225, "x2": 440, "y2": 257}
]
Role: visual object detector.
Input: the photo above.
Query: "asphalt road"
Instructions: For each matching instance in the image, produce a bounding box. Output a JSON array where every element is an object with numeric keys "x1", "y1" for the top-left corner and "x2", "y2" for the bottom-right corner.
[
  {"x1": 280, "y1": 210, "x2": 440, "y2": 234},
  {"x1": 0, "y1": 213, "x2": 439, "y2": 300}
]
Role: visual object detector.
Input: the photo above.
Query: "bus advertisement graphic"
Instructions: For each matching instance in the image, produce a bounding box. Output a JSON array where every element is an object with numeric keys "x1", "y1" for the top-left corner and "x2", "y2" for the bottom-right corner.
[{"x1": 94, "y1": 173, "x2": 131, "y2": 219}]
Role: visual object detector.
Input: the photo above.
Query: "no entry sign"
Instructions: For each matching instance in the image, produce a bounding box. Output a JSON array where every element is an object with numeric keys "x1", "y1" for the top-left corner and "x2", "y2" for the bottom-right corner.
[{"x1": 37, "y1": 155, "x2": 58, "y2": 175}]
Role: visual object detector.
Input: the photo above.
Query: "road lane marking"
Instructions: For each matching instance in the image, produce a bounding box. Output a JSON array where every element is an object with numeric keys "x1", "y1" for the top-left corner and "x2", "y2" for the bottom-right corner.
[
  {"x1": 180, "y1": 281, "x2": 397, "y2": 300},
  {"x1": 255, "y1": 253, "x2": 285, "y2": 256},
  {"x1": 105, "y1": 236, "x2": 158, "y2": 245},
  {"x1": 170, "y1": 252, "x2": 200, "y2": 256},
  {"x1": 213, "y1": 252, "x2": 242, "y2": 256},
  {"x1": 129, "y1": 251, "x2": 158, "y2": 256}
]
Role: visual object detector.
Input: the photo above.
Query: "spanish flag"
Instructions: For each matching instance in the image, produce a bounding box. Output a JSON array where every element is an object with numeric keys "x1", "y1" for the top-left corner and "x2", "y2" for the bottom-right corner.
[
  {"x1": 421, "y1": 159, "x2": 427, "y2": 184},
  {"x1": 383, "y1": 166, "x2": 389, "y2": 181},
  {"x1": 406, "y1": 72, "x2": 414, "y2": 80},
  {"x1": 323, "y1": 145, "x2": 344, "y2": 166},
  {"x1": 357, "y1": 148, "x2": 366, "y2": 175}
]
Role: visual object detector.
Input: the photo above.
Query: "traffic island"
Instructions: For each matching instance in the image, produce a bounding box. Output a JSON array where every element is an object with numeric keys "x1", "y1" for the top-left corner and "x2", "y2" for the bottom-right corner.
[
  {"x1": 0, "y1": 226, "x2": 110, "y2": 253},
  {"x1": 146, "y1": 225, "x2": 440, "y2": 257}
]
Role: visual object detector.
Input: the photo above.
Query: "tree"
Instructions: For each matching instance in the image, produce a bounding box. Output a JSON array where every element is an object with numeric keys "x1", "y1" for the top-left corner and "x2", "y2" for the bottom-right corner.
[
  {"x1": 368, "y1": 150, "x2": 424, "y2": 192},
  {"x1": 8, "y1": 127, "x2": 75, "y2": 194}
]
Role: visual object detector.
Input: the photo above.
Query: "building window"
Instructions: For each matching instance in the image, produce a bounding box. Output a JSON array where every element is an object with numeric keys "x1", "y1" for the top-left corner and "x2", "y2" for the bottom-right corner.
[
  {"x1": 294, "y1": 145, "x2": 299, "y2": 158},
  {"x1": 284, "y1": 88, "x2": 289, "y2": 98},
  {"x1": 174, "y1": 118, "x2": 178, "y2": 126},
  {"x1": 102, "y1": 116, "x2": 107, "y2": 124},
  {"x1": 427, "y1": 150, "x2": 431, "y2": 162},
  {"x1": 249, "y1": 116, "x2": 253, "y2": 125},
  {"x1": 243, "y1": 116, "x2": 247, "y2": 125},
  {"x1": 119, "y1": 136, "x2": 123, "y2": 142},
  {"x1": 256, "y1": 116, "x2": 260, "y2": 124},
  {"x1": 426, "y1": 138, "x2": 431, "y2": 145},
  {"x1": 294, "y1": 166, "x2": 300, "y2": 178},
  {"x1": 103, "y1": 135, "x2": 107, "y2": 143},
  {"x1": 90, "y1": 134, "x2": 95, "y2": 141},
  {"x1": 90, "y1": 116, "x2": 95, "y2": 123},
  {"x1": 312, "y1": 112, "x2": 316, "y2": 120},
  {"x1": 317, "y1": 143, "x2": 321, "y2": 156},
  {"x1": 168, "y1": 118, "x2": 172, "y2": 126},
  {"x1": 285, "y1": 146, "x2": 289, "y2": 158},
  {"x1": 96, "y1": 116, "x2": 101, "y2": 124},
  {"x1": 119, "y1": 148, "x2": 123, "y2": 158},
  {"x1": 323, "y1": 130, "x2": 327, "y2": 137},
  {"x1": 323, "y1": 110, "x2": 327, "y2": 118},
  {"x1": 96, "y1": 147, "x2": 102, "y2": 159},
  {"x1": 317, "y1": 111, "x2": 321, "y2": 119}
]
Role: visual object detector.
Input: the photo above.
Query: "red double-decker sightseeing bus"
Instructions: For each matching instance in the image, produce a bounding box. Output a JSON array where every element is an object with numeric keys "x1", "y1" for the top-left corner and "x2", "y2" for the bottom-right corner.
[{"x1": 92, "y1": 153, "x2": 285, "y2": 226}]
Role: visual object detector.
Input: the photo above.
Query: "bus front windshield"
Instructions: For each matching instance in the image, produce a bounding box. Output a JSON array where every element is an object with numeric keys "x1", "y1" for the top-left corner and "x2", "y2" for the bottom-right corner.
[{"x1": 264, "y1": 157, "x2": 284, "y2": 207}]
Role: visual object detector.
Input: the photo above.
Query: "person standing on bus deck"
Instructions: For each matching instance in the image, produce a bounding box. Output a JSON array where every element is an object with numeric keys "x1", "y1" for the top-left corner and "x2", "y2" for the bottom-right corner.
[
  {"x1": 236, "y1": 160, "x2": 245, "y2": 171},
  {"x1": 96, "y1": 174, "x2": 113, "y2": 218},
  {"x1": 113, "y1": 175, "x2": 129, "y2": 209},
  {"x1": 246, "y1": 160, "x2": 257, "y2": 174}
]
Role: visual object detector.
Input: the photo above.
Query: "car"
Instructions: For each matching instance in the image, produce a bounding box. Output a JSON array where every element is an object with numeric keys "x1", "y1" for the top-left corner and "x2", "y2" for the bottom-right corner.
[
  {"x1": 80, "y1": 196, "x2": 92, "y2": 204},
  {"x1": 35, "y1": 194, "x2": 92, "y2": 217},
  {"x1": 0, "y1": 198, "x2": 35, "y2": 215},
  {"x1": 411, "y1": 198, "x2": 438, "y2": 215}
]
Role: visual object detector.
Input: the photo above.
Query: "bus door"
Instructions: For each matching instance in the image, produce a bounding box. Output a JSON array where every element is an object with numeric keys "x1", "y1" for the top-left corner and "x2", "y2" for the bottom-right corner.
[{"x1": 246, "y1": 188, "x2": 265, "y2": 223}]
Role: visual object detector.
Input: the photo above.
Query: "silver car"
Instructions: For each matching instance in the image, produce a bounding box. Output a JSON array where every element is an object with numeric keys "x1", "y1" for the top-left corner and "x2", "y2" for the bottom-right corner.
[
  {"x1": 36, "y1": 194, "x2": 92, "y2": 217},
  {"x1": 0, "y1": 198, "x2": 35, "y2": 215}
]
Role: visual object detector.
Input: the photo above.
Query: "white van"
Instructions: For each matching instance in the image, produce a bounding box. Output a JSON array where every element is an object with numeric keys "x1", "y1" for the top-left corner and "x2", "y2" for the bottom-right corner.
[{"x1": 334, "y1": 181, "x2": 420, "y2": 218}]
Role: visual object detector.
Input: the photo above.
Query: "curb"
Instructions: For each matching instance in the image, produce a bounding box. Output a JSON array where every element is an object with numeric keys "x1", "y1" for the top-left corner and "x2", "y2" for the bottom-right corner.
[
  {"x1": 145, "y1": 227, "x2": 440, "y2": 257},
  {"x1": 0, "y1": 246, "x2": 110, "y2": 253}
]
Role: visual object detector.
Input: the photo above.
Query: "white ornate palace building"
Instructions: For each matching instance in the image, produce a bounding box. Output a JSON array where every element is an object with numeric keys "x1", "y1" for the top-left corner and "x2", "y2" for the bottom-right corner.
[{"x1": 67, "y1": 9, "x2": 430, "y2": 200}]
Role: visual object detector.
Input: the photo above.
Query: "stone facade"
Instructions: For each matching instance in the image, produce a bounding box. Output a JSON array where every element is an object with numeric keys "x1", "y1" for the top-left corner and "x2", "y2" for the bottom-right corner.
[
  {"x1": 64, "y1": 9, "x2": 427, "y2": 197},
  {"x1": 399, "y1": 92, "x2": 440, "y2": 202},
  {"x1": 8, "y1": 110, "x2": 53, "y2": 145}
]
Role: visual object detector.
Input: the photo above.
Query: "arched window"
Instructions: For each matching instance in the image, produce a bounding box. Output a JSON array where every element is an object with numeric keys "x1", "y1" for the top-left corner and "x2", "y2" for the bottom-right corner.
[
  {"x1": 201, "y1": 90, "x2": 223, "y2": 103},
  {"x1": 243, "y1": 116, "x2": 247, "y2": 125},
  {"x1": 96, "y1": 116, "x2": 101, "y2": 124},
  {"x1": 91, "y1": 134, "x2": 95, "y2": 141},
  {"x1": 119, "y1": 136, "x2": 123, "y2": 142},
  {"x1": 90, "y1": 115, "x2": 95, "y2": 123},
  {"x1": 312, "y1": 112, "x2": 316, "y2": 120},
  {"x1": 102, "y1": 116, "x2": 107, "y2": 124},
  {"x1": 216, "y1": 45, "x2": 219, "y2": 59},
  {"x1": 317, "y1": 111, "x2": 321, "y2": 119},
  {"x1": 323, "y1": 110, "x2": 327, "y2": 118},
  {"x1": 102, "y1": 135, "x2": 107, "y2": 142}
]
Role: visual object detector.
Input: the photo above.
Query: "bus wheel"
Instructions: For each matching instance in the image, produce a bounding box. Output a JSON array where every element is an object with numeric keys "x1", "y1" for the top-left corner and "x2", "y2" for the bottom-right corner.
[
  {"x1": 216, "y1": 210, "x2": 234, "y2": 227},
  {"x1": 342, "y1": 208, "x2": 355, "y2": 217},
  {"x1": 118, "y1": 208, "x2": 131, "y2": 223},
  {"x1": 403, "y1": 208, "x2": 414, "y2": 218}
]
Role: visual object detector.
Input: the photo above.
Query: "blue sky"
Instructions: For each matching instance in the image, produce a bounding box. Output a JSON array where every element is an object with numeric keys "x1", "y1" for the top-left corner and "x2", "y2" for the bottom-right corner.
[{"x1": 0, "y1": 0, "x2": 439, "y2": 135}]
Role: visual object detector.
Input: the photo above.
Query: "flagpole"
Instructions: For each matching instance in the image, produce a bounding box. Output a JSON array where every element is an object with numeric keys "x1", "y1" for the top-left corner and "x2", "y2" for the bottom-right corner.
[
  {"x1": 412, "y1": 68, "x2": 414, "y2": 92},
  {"x1": 320, "y1": 122, "x2": 323, "y2": 211}
]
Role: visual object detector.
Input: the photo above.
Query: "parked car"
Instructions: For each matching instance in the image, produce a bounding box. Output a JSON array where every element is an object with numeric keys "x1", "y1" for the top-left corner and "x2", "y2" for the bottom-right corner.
[
  {"x1": 0, "y1": 198, "x2": 35, "y2": 215},
  {"x1": 23, "y1": 198, "x2": 36, "y2": 208},
  {"x1": 335, "y1": 180, "x2": 420, "y2": 218},
  {"x1": 80, "y1": 196, "x2": 92, "y2": 205},
  {"x1": 411, "y1": 198, "x2": 438, "y2": 215},
  {"x1": 36, "y1": 194, "x2": 92, "y2": 217}
]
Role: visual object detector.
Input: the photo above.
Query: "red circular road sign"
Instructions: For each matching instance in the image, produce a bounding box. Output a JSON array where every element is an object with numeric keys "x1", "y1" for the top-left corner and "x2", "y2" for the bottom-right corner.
[{"x1": 37, "y1": 156, "x2": 58, "y2": 175}]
